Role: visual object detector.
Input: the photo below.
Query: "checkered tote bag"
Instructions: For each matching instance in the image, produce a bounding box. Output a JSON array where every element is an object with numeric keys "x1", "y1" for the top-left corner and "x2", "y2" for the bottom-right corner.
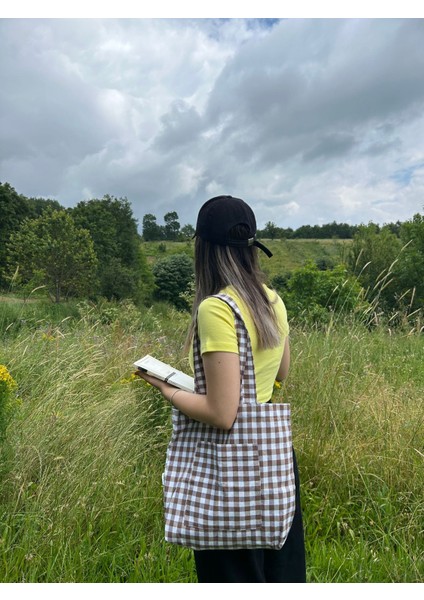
[{"x1": 162, "y1": 294, "x2": 296, "y2": 550}]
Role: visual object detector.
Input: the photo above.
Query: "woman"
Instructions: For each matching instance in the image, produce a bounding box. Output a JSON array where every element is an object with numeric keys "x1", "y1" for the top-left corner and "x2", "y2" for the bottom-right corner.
[{"x1": 137, "y1": 195, "x2": 306, "y2": 583}]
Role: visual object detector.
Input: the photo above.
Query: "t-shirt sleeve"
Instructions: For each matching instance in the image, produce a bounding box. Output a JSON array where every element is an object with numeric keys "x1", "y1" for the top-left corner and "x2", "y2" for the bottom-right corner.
[{"x1": 197, "y1": 296, "x2": 239, "y2": 355}]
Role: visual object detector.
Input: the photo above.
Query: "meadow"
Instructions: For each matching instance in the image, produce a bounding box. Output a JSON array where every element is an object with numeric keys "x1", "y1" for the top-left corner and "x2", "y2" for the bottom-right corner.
[
  {"x1": 142, "y1": 238, "x2": 350, "y2": 279},
  {"x1": 0, "y1": 295, "x2": 423, "y2": 583}
]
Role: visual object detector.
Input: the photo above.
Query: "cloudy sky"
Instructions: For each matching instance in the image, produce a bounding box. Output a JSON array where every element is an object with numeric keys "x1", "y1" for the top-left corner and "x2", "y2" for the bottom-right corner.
[{"x1": 1, "y1": 16, "x2": 424, "y2": 231}]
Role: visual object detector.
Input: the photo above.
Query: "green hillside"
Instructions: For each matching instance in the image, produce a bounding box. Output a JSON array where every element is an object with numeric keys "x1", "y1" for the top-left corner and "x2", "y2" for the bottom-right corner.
[
  {"x1": 258, "y1": 238, "x2": 352, "y2": 279},
  {"x1": 142, "y1": 238, "x2": 352, "y2": 280}
]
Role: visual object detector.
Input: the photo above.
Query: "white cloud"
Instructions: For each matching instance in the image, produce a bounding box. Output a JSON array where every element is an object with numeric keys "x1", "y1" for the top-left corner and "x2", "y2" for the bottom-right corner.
[{"x1": 0, "y1": 18, "x2": 423, "y2": 231}]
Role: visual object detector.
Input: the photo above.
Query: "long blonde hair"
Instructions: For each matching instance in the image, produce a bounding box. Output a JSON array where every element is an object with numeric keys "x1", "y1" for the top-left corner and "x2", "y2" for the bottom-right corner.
[{"x1": 185, "y1": 224, "x2": 281, "y2": 351}]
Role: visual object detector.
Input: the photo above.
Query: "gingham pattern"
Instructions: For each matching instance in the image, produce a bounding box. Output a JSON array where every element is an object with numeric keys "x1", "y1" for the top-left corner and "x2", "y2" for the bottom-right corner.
[{"x1": 162, "y1": 294, "x2": 296, "y2": 550}]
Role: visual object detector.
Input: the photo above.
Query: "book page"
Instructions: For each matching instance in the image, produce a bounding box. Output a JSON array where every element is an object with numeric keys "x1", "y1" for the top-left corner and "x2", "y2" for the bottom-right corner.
[{"x1": 134, "y1": 355, "x2": 194, "y2": 392}]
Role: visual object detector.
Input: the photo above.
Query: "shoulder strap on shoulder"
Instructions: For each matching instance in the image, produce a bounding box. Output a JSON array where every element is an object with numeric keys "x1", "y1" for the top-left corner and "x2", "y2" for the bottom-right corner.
[
  {"x1": 210, "y1": 292, "x2": 242, "y2": 318},
  {"x1": 209, "y1": 293, "x2": 257, "y2": 406}
]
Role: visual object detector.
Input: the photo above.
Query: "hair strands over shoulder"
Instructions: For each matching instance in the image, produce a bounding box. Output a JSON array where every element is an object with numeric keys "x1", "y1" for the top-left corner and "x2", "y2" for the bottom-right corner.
[{"x1": 186, "y1": 225, "x2": 281, "y2": 351}]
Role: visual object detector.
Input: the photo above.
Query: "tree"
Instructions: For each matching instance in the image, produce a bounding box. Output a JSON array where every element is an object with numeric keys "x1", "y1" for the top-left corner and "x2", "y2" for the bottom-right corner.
[
  {"x1": 397, "y1": 212, "x2": 424, "y2": 310},
  {"x1": 180, "y1": 223, "x2": 195, "y2": 239},
  {"x1": 152, "y1": 253, "x2": 194, "y2": 310},
  {"x1": 164, "y1": 211, "x2": 180, "y2": 241},
  {"x1": 8, "y1": 209, "x2": 98, "y2": 302},
  {"x1": 384, "y1": 221, "x2": 402, "y2": 237},
  {"x1": 260, "y1": 221, "x2": 281, "y2": 239},
  {"x1": 280, "y1": 227, "x2": 294, "y2": 239},
  {"x1": 142, "y1": 213, "x2": 163, "y2": 241},
  {"x1": 319, "y1": 221, "x2": 356, "y2": 239},
  {"x1": 0, "y1": 182, "x2": 33, "y2": 288},
  {"x1": 27, "y1": 197, "x2": 63, "y2": 217},
  {"x1": 71, "y1": 196, "x2": 146, "y2": 302},
  {"x1": 292, "y1": 224, "x2": 318, "y2": 239},
  {"x1": 348, "y1": 224, "x2": 402, "y2": 310},
  {"x1": 0, "y1": 183, "x2": 65, "y2": 289},
  {"x1": 100, "y1": 248, "x2": 155, "y2": 304}
]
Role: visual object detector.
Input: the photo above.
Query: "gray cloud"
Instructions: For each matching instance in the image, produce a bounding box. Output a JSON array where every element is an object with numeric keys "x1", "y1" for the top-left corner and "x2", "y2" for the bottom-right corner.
[
  {"x1": 205, "y1": 20, "x2": 424, "y2": 158},
  {"x1": 302, "y1": 133, "x2": 357, "y2": 162},
  {"x1": 0, "y1": 18, "x2": 423, "y2": 229},
  {"x1": 153, "y1": 101, "x2": 203, "y2": 153}
]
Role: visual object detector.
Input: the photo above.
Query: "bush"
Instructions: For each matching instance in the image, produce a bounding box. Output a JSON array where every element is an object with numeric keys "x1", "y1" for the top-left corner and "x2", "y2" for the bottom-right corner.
[
  {"x1": 76, "y1": 298, "x2": 143, "y2": 332},
  {"x1": 347, "y1": 224, "x2": 402, "y2": 311},
  {"x1": 273, "y1": 262, "x2": 367, "y2": 325},
  {"x1": 271, "y1": 273, "x2": 291, "y2": 293},
  {"x1": 152, "y1": 254, "x2": 194, "y2": 310},
  {"x1": 315, "y1": 257, "x2": 335, "y2": 271}
]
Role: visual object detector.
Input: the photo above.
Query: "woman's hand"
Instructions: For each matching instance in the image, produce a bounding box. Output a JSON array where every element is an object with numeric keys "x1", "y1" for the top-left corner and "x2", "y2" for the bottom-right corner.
[{"x1": 133, "y1": 370, "x2": 176, "y2": 402}]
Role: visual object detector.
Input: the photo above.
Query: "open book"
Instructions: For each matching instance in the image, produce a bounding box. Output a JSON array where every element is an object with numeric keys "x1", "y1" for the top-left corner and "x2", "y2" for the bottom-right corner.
[{"x1": 134, "y1": 354, "x2": 195, "y2": 392}]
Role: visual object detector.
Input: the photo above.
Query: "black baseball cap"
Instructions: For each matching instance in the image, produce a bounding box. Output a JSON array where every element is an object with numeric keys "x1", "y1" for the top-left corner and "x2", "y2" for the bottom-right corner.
[{"x1": 194, "y1": 195, "x2": 273, "y2": 258}]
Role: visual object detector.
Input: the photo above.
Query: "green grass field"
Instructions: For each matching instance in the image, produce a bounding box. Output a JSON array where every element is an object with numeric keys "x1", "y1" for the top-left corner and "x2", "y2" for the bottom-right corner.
[
  {"x1": 258, "y1": 238, "x2": 352, "y2": 279},
  {"x1": 0, "y1": 297, "x2": 422, "y2": 582},
  {"x1": 142, "y1": 238, "x2": 351, "y2": 278}
]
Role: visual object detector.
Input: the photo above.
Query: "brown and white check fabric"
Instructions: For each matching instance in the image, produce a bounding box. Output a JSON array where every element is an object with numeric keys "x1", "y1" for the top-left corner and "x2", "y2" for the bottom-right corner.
[{"x1": 162, "y1": 293, "x2": 296, "y2": 550}]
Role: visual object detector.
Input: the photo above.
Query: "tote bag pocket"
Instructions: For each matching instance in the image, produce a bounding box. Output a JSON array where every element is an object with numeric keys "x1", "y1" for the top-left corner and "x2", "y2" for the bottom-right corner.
[{"x1": 184, "y1": 441, "x2": 263, "y2": 531}]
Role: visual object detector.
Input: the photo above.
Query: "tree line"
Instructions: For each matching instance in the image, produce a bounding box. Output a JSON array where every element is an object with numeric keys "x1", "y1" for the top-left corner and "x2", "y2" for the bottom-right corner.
[
  {"x1": 256, "y1": 220, "x2": 402, "y2": 240},
  {"x1": 1, "y1": 181, "x2": 423, "y2": 323},
  {"x1": 142, "y1": 214, "x2": 403, "y2": 242},
  {"x1": 142, "y1": 212, "x2": 195, "y2": 241},
  {"x1": 0, "y1": 182, "x2": 154, "y2": 303}
]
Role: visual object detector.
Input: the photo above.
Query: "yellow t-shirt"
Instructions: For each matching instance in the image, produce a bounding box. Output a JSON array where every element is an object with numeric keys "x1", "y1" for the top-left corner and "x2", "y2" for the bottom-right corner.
[{"x1": 192, "y1": 285, "x2": 289, "y2": 403}]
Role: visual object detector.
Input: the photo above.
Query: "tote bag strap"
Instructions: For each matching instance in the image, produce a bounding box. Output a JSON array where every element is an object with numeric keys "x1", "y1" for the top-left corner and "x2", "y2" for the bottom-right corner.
[{"x1": 193, "y1": 293, "x2": 258, "y2": 406}]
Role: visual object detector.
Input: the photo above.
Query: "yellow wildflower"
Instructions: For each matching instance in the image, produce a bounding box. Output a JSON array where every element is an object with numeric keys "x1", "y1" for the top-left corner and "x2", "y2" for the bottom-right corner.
[
  {"x1": 42, "y1": 333, "x2": 56, "y2": 341},
  {"x1": 272, "y1": 379, "x2": 284, "y2": 403},
  {"x1": 120, "y1": 373, "x2": 140, "y2": 385},
  {"x1": 0, "y1": 364, "x2": 17, "y2": 395}
]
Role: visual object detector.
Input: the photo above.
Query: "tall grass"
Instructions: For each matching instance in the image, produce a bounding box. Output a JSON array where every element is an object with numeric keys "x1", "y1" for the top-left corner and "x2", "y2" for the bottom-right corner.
[
  {"x1": 287, "y1": 323, "x2": 423, "y2": 582},
  {"x1": 0, "y1": 298, "x2": 422, "y2": 582},
  {"x1": 0, "y1": 301, "x2": 194, "y2": 582}
]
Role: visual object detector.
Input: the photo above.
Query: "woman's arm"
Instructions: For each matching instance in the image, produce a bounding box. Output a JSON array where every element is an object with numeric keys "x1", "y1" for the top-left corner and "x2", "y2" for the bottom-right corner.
[
  {"x1": 276, "y1": 337, "x2": 290, "y2": 382},
  {"x1": 135, "y1": 351, "x2": 240, "y2": 431}
]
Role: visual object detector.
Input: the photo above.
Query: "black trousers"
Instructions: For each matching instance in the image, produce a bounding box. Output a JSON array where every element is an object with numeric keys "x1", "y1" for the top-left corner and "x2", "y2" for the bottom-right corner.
[{"x1": 193, "y1": 449, "x2": 306, "y2": 583}]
